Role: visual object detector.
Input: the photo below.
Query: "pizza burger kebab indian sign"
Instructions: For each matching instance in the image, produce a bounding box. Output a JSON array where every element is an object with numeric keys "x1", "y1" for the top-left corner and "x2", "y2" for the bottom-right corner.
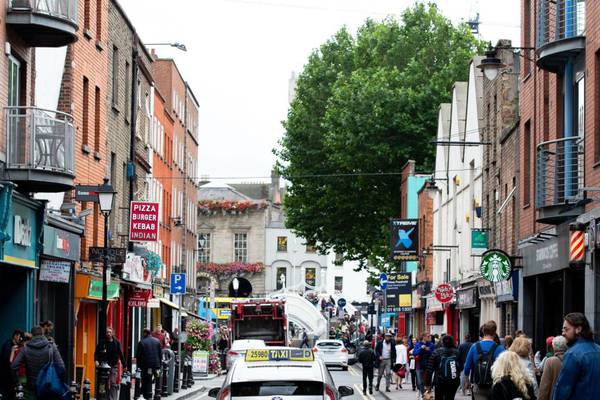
[{"x1": 129, "y1": 201, "x2": 160, "y2": 242}]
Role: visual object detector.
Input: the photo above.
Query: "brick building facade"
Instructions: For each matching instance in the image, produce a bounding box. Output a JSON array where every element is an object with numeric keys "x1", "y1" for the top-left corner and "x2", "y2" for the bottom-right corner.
[{"x1": 414, "y1": 181, "x2": 434, "y2": 336}]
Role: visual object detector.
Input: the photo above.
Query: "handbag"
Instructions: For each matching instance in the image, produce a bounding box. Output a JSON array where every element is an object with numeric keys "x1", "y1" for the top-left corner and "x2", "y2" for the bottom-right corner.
[
  {"x1": 36, "y1": 345, "x2": 70, "y2": 400},
  {"x1": 396, "y1": 365, "x2": 407, "y2": 378}
]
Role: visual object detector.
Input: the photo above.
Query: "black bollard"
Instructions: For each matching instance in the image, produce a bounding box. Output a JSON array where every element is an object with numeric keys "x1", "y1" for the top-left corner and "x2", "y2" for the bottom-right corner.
[
  {"x1": 15, "y1": 383, "x2": 24, "y2": 400},
  {"x1": 181, "y1": 358, "x2": 188, "y2": 390},
  {"x1": 134, "y1": 368, "x2": 142, "y2": 400},
  {"x1": 119, "y1": 372, "x2": 131, "y2": 400},
  {"x1": 96, "y1": 362, "x2": 112, "y2": 400},
  {"x1": 173, "y1": 354, "x2": 180, "y2": 393},
  {"x1": 70, "y1": 381, "x2": 80, "y2": 400},
  {"x1": 82, "y1": 379, "x2": 91, "y2": 400},
  {"x1": 161, "y1": 358, "x2": 169, "y2": 396},
  {"x1": 185, "y1": 360, "x2": 194, "y2": 388}
]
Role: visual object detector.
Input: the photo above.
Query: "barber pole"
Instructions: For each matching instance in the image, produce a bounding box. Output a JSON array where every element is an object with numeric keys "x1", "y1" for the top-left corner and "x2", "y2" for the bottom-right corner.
[{"x1": 569, "y1": 230, "x2": 585, "y2": 263}]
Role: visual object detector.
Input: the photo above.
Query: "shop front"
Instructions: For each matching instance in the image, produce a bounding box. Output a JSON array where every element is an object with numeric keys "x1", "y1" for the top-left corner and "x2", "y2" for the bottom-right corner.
[
  {"x1": 456, "y1": 285, "x2": 479, "y2": 340},
  {"x1": 74, "y1": 273, "x2": 120, "y2": 393},
  {"x1": 478, "y1": 279, "x2": 500, "y2": 328},
  {"x1": 424, "y1": 295, "x2": 444, "y2": 335},
  {"x1": 38, "y1": 214, "x2": 83, "y2": 380},
  {"x1": 495, "y1": 271, "x2": 519, "y2": 337},
  {"x1": 520, "y1": 222, "x2": 584, "y2": 354},
  {"x1": 0, "y1": 188, "x2": 44, "y2": 341}
]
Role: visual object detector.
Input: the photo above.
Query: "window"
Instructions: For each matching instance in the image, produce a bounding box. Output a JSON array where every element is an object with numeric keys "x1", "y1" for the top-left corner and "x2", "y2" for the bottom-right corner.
[
  {"x1": 124, "y1": 62, "x2": 130, "y2": 119},
  {"x1": 304, "y1": 267, "x2": 316, "y2": 291},
  {"x1": 8, "y1": 55, "x2": 20, "y2": 107},
  {"x1": 523, "y1": 120, "x2": 531, "y2": 206},
  {"x1": 305, "y1": 243, "x2": 316, "y2": 253},
  {"x1": 94, "y1": 86, "x2": 101, "y2": 152},
  {"x1": 277, "y1": 236, "x2": 288, "y2": 252},
  {"x1": 84, "y1": 0, "x2": 90, "y2": 31},
  {"x1": 523, "y1": 0, "x2": 531, "y2": 75},
  {"x1": 334, "y1": 276, "x2": 343, "y2": 292},
  {"x1": 276, "y1": 267, "x2": 287, "y2": 290},
  {"x1": 198, "y1": 233, "x2": 211, "y2": 263},
  {"x1": 82, "y1": 77, "x2": 90, "y2": 146},
  {"x1": 234, "y1": 233, "x2": 248, "y2": 262},
  {"x1": 111, "y1": 46, "x2": 119, "y2": 106},
  {"x1": 95, "y1": 0, "x2": 102, "y2": 41}
]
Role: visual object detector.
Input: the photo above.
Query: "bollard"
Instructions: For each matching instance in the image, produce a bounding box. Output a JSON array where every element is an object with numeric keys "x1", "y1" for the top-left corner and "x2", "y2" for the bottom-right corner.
[
  {"x1": 153, "y1": 369, "x2": 161, "y2": 400},
  {"x1": 119, "y1": 372, "x2": 131, "y2": 400},
  {"x1": 82, "y1": 379, "x2": 91, "y2": 400},
  {"x1": 133, "y1": 368, "x2": 141, "y2": 400},
  {"x1": 173, "y1": 353, "x2": 180, "y2": 393},
  {"x1": 181, "y1": 357, "x2": 188, "y2": 390},
  {"x1": 161, "y1": 357, "x2": 169, "y2": 396},
  {"x1": 96, "y1": 362, "x2": 112, "y2": 400},
  {"x1": 70, "y1": 381, "x2": 80, "y2": 400},
  {"x1": 185, "y1": 358, "x2": 194, "y2": 388},
  {"x1": 15, "y1": 384, "x2": 24, "y2": 400}
]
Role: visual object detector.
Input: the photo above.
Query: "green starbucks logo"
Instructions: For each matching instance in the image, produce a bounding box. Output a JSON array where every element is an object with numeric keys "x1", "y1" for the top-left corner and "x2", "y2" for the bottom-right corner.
[{"x1": 480, "y1": 249, "x2": 512, "y2": 282}]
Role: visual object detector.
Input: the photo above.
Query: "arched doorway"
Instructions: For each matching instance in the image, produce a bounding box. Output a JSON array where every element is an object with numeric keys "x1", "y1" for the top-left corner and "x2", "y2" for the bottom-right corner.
[{"x1": 228, "y1": 277, "x2": 252, "y2": 297}]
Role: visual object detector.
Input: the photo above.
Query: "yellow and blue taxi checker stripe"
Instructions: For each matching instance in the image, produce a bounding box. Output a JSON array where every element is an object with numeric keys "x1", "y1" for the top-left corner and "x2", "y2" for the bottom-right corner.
[{"x1": 245, "y1": 349, "x2": 314, "y2": 362}]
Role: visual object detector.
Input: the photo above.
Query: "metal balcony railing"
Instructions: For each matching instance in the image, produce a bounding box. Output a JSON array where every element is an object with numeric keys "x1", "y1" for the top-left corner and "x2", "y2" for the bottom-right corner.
[
  {"x1": 537, "y1": 0, "x2": 585, "y2": 48},
  {"x1": 5, "y1": 106, "x2": 74, "y2": 175},
  {"x1": 535, "y1": 136, "x2": 584, "y2": 209},
  {"x1": 7, "y1": 0, "x2": 77, "y2": 25}
]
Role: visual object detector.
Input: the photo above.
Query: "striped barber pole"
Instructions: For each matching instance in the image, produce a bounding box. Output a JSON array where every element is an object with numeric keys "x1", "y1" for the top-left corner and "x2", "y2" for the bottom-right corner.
[{"x1": 569, "y1": 230, "x2": 585, "y2": 262}]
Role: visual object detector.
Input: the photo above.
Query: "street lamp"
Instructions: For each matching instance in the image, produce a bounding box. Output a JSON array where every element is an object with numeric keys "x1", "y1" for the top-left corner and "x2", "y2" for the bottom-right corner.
[
  {"x1": 232, "y1": 277, "x2": 240, "y2": 297},
  {"x1": 145, "y1": 42, "x2": 187, "y2": 52},
  {"x1": 425, "y1": 177, "x2": 441, "y2": 200},
  {"x1": 477, "y1": 47, "x2": 506, "y2": 81},
  {"x1": 96, "y1": 177, "x2": 116, "y2": 400}
]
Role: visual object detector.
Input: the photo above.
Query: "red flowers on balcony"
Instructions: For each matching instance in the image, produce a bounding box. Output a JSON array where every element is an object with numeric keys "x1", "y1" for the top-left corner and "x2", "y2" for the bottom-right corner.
[
  {"x1": 197, "y1": 262, "x2": 264, "y2": 276},
  {"x1": 198, "y1": 200, "x2": 268, "y2": 215}
]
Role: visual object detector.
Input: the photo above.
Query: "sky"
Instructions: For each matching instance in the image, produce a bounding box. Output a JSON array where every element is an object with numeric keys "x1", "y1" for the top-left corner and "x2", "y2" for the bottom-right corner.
[{"x1": 121, "y1": 0, "x2": 520, "y2": 183}]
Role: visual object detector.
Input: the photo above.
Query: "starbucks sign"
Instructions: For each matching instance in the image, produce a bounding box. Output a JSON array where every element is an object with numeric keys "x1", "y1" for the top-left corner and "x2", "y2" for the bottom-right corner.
[{"x1": 480, "y1": 249, "x2": 512, "y2": 282}]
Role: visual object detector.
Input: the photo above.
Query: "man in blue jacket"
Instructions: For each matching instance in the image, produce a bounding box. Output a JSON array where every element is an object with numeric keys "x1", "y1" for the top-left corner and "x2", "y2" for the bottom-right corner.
[
  {"x1": 463, "y1": 321, "x2": 504, "y2": 400},
  {"x1": 552, "y1": 313, "x2": 600, "y2": 400},
  {"x1": 413, "y1": 333, "x2": 434, "y2": 395}
]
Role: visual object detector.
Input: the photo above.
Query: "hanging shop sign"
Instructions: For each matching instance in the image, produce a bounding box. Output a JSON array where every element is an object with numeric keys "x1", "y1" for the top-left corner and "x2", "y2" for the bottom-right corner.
[
  {"x1": 88, "y1": 247, "x2": 127, "y2": 264},
  {"x1": 390, "y1": 219, "x2": 418, "y2": 261},
  {"x1": 39, "y1": 260, "x2": 71, "y2": 283},
  {"x1": 129, "y1": 201, "x2": 159, "y2": 242},
  {"x1": 480, "y1": 249, "x2": 513, "y2": 282},
  {"x1": 42, "y1": 225, "x2": 81, "y2": 261},
  {"x1": 123, "y1": 253, "x2": 152, "y2": 284},
  {"x1": 456, "y1": 287, "x2": 477, "y2": 309},
  {"x1": 434, "y1": 283, "x2": 454, "y2": 303},
  {"x1": 128, "y1": 288, "x2": 153, "y2": 307},
  {"x1": 385, "y1": 273, "x2": 412, "y2": 313},
  {"x1": 471, "y1": 229, "x2": 488, "y2": 250}
]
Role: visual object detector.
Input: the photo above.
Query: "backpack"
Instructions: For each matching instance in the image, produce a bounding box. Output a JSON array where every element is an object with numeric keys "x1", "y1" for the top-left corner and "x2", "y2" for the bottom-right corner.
[
  {"x1": 35, "y1": 345, "x2": 70, "y2": 400},
  {"x1": 438, "y1": 351, "x2": 459, "y2": 382},
  {"x1": 472, "y1": 342, "x2": 498, "y2": 388}
]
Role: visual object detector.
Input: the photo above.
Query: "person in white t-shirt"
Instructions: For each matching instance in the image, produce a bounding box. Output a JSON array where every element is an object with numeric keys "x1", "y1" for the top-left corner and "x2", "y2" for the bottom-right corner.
[{"x1": 394, "y1": 338, "x2": 409, "y2": 389}]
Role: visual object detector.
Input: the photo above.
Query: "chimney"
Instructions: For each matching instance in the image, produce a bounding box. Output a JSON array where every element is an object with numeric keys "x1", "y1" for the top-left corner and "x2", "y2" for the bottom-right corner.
[{"x1": 271, "y1": 168, "x2": 281, "y2": 204}]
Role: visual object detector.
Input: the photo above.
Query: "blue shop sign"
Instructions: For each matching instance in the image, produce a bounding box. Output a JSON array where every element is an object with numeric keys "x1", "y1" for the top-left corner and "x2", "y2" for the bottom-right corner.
[{"x1": 1, "y1": 190, "x2": 43, "y2": 269}]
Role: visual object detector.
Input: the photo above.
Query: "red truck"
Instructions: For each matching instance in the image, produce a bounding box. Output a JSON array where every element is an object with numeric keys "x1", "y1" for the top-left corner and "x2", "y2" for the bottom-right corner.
[{"x1": 229, "y1": 299, "x2": 288, "y2": 346}]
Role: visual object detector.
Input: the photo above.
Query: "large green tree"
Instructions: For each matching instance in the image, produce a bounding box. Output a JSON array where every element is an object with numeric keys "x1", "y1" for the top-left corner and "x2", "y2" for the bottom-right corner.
[{"x1": 276, "y1": 3, "x2": 484, "y2": 272}]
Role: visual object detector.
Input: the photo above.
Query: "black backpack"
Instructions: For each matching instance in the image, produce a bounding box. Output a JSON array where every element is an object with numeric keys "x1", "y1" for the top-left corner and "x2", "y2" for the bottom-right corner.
[
  {"x1": 472, "y1": 342, "x2": 498, "y2": 387},
  {"x1": 438, "y1": 350, "x2": 459, "y2": 382}
]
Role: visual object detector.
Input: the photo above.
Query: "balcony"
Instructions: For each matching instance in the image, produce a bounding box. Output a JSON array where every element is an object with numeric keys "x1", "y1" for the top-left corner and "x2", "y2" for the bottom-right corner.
[
  {"x1": 536, "y1": 0, "x2": 586, "y2": 73},
  {"x1": 535, "y1": 136, "x2": 584, "y2": 224},
  {"x1": 6, "y1": 0, "x2": 78, "y2": 47},
  {"x1": 5, "y1": 107, "x2": 75, "y2": 192}
]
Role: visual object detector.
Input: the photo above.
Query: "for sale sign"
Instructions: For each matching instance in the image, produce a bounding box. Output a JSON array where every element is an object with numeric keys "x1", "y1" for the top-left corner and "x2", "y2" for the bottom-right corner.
[{"x1": 129, "y1": 201, "x2": 159, "y2": 242}]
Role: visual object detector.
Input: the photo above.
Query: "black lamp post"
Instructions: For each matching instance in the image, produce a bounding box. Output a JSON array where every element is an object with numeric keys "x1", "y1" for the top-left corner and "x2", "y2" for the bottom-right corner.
[{"x1": 96, "y1": 178, "x2": 116, "y2": 400}]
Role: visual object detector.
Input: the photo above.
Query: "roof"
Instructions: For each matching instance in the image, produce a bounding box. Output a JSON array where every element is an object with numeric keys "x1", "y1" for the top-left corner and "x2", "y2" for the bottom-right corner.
[
  {"x1": 230, "y1": 183, "x2": 270, "y2": 200},
  {"x1": 198, "y1": 184, "x2": 253, "y2": 202},
  {"x1": 231, "y1": 360, "x2": 324, "y2": 383}
]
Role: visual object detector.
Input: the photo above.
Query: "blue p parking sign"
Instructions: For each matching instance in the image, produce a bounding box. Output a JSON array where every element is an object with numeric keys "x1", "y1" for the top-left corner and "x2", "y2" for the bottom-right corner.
[{"x1": 170, "y1": 273, "x2": 186, "y2": 295}]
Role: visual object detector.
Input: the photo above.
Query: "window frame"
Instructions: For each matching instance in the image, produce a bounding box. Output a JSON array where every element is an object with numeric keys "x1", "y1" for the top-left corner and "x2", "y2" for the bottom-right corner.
[{"x1": 234, "y1": 232, "x2": 248, "y2": 263}]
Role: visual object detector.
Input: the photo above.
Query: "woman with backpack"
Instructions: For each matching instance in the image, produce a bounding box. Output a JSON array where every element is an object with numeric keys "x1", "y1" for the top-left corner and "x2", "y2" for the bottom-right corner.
[
  {"x1": 423, "y1": 335, "x2": 460, "y2": 400},
  {"x1": 490, "y1": 351, "x2": 536, "y2": 400}
]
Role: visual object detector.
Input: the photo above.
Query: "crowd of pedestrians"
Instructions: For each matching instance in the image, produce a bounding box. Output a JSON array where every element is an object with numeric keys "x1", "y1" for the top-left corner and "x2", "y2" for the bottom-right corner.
[{"x1": 355, "y1": 312, "x2": 600, "y2": 400}]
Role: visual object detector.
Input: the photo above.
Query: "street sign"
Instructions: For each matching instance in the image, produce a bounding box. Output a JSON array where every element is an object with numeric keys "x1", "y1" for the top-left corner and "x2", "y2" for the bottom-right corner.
[
  {"x1": 74, "y1": 185, "x2": 102, "y2": 202},
  {"x1": 337, "y1": 298, "x2": 347, "y2": 308},
  {"x1": 88, "y1": 247, "x2": 127, "y2": 263},
  {"x1": 170, "y1": 273, "x2": 186, "y2": 295},
  {"x1": 379, "y1": 273, "x2": 388, "y2": 290},
  {"x1": 129, "y1": 201, "x2": 160, "y2": 242}
]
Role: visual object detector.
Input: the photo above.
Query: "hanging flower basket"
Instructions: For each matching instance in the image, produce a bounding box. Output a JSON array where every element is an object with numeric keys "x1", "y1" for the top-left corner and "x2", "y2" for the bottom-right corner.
[{"x1": 197, "y1": 262, "x2": 264, "y2": 276}]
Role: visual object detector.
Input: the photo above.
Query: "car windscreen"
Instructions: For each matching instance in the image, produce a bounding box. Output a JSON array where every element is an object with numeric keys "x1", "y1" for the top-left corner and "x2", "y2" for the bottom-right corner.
[
  {"x1": 231, "y1": 381, "x2": 323, "y2": 396},
  {"x1": 316, "y1": 342, "x2": 342, "y2": 348}
]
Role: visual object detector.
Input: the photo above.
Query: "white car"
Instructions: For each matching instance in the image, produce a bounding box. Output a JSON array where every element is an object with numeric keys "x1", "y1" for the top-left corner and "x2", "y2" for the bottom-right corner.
[
  {"x1": 313, "y1": 340, "x2": 349, "y2": 370},
  {"x1": 209, "y1": 348, "x2": 354, "y2": 400},
  {"x1": 226, "y1": 339, "x2": 267, "y2": 370}
]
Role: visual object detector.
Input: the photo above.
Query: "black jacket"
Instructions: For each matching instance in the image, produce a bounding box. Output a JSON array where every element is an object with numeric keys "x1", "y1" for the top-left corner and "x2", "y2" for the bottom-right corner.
[
  {"x1": 95, "y1": 338, "x2": 126, "y2": 367},
  {"x1": 11, "y1": 336, "x2": 65, "y2": 390},
  {"x1": 375, "y1": 340, "x2": 397, "y2": 364},
  {"x1": 424, "y1": 346, "x2": 460, "y2": 386},
  {"x1": 136, "y1": 336, "x2": 162, "y2": 369},
  {"x1": 457, "y1": 340, "x2": 473, "y2": 370},
  {"x1": 491, "y1": 376, "x2": 535, "y2": 400},
  {"x1": 358, "y1": 346, "x2": 377, "y2": 369}
]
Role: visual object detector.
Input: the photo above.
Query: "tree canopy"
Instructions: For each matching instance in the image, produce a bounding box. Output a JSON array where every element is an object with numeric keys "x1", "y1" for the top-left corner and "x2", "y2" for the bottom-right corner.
[{"x1": 276, "y1": 2, "x2": 485, "y2": 271}]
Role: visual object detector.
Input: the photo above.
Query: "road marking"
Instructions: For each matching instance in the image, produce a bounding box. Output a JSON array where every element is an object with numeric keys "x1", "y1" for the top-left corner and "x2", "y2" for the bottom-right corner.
[
  {"x1": 195, "y1": 392, "x2": 209, "y2": 399},
  {"x1": 353, "y1": 384, "x2": 368, "y2": 400},
  {"x1": 349, "y1": 366, "x2": 359, "y2": 377}
]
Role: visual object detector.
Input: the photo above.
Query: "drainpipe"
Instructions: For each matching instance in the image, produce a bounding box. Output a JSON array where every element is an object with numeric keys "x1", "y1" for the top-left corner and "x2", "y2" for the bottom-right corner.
[
  {"x1": 129, "y1": 37, "x2": 139, "y2": 252},
  {"x1": 564, "y1": 61, "x2": 574, "y2": 199}
]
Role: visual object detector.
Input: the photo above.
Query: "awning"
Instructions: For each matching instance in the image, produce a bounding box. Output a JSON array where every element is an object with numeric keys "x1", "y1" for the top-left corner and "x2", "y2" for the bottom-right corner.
[{"x1": 159, "y1": 297, "x2": 183, "y2": 309}]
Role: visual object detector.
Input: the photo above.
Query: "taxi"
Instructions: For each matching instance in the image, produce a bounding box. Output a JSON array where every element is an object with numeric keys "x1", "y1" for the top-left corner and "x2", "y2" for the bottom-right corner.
[{"x1": 207, "y1": 348, "x2": 355, "y2": 400}]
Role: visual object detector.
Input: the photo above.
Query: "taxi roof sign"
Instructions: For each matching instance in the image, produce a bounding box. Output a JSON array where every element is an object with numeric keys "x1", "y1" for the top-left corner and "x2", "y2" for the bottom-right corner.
[{"x1": 245, "y1": 349, "x2": 314, "y2": 362}]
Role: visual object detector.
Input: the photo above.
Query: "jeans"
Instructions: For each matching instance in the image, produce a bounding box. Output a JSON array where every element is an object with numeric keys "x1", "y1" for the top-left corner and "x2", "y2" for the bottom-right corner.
[
  {"x1": 434, "y1": 381, "x2": 459, "y2": 400},
  {"x1": 362, "y1": 367, "x2": 374, "y2": 391},
  {"x1": 416, "y1": 368, "x2": 424, "y2": 393},
  {"x1": 141, "y1": 368, "x2": 160, "y2": 399},
  {"x1": 376, "y1": 359, "x2": 391, "y2": 390},
  {"x1": 410, "y1": 368, "x2": 417, "y2": 390}
]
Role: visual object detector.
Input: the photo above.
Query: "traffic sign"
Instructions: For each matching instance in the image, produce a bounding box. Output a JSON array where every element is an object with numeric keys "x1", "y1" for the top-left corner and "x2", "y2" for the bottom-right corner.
[
  {"x1": 337, "y1": 298, "x2": 347, "y2": 308},
  {"x1": 379, "y1": 273, "x2": 388, "y2": 290},
  {"x1": 170, "y1": 273, "x2": 186, "y2": 295}
]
